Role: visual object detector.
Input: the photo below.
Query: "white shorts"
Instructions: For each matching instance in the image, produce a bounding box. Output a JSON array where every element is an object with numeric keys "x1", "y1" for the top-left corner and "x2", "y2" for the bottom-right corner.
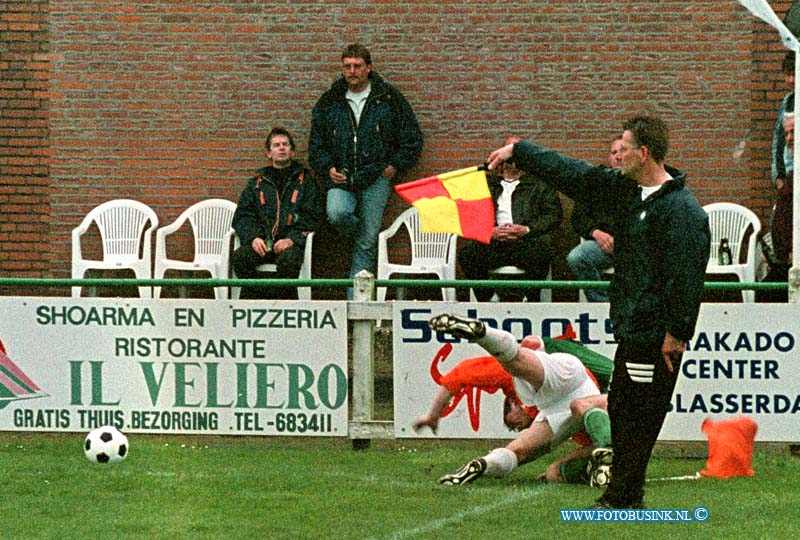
[{"x1": 513, "y1": 351, "x2": 599, "y2": 447}]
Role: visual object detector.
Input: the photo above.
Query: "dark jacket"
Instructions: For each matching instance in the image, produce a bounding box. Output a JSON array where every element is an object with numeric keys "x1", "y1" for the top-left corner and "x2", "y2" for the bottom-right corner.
[
  {"x1": 232, "y1": 160, "x2": 321, "y2": 249},
  {"x1": 488, "y1": 174, "x2": 562, "y2": 238},
  {"x1": 309, "y1": 71, "x2": 423, "y2": 191},
  {"x1": 571, "y1": 184, "x2": 617, "y2": 240},
  {"x1": 512, "y1": 140, "x2": 710, "y2": 344}
]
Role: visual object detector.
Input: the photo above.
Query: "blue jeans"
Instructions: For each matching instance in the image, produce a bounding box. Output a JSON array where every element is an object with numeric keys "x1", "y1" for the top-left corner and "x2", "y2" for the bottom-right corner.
[
  {"x1": 567, "y1": 240, "x2": 614, "y2": 302},
  {"x1": 327, "y1": 176, "x2": 391, "y2": 298}
]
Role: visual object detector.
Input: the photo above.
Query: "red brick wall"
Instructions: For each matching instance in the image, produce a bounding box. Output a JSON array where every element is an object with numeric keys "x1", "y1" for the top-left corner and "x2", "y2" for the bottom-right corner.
[
  {"x1": 1, "y1": 0, "x2": 795, "y2": 288},
  {"x1": 0, "y1": 0, "x2": 50, "y2": 277}
]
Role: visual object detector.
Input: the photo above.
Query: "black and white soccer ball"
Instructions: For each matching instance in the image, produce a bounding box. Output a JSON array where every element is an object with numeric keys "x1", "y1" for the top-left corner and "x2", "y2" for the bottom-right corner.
[
  {"x1": 590, "y1": 464, "x2": 612, "y2": 488},
  {"x1": 84, "y1": 425, "x2": 129, "y2": 464}
]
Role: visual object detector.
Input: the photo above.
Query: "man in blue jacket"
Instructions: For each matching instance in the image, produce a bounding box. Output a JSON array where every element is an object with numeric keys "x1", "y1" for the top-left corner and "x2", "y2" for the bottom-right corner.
[
  {"x1": 309, "y1": 44, "x2": 423, "y2": 298},
  {"x1": 487, "y1": 115, "x2": 710, "y2": 509},
  {"x1": 232, "y1": 127, "x2": 321, "y2": 299}
]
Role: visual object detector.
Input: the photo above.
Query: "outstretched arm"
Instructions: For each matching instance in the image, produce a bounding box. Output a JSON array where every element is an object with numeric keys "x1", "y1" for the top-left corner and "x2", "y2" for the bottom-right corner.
[{"x1": 412, "y1": 386, "x2": 454, "y2": 434}]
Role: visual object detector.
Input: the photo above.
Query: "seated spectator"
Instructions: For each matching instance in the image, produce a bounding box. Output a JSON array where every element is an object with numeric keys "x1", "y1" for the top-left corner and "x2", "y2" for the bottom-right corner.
[
  {"x1": 232, "y1": 127, "x2": 321, "y2": 299},
  {"x1": 566, "y1": 136, "x2": 623, "y2": 302},
  {"x1": 458, "y1": 139, "x2": 562, "y2": 302}
]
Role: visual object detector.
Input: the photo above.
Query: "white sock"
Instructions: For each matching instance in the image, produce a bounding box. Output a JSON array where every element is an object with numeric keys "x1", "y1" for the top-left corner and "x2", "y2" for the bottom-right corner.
[
  {"x1": 483, "y1": 447, "x2": 518, "y2": 477},
  {"x1": 476, "y1": 327, "x2": 519, "y2": 365}
]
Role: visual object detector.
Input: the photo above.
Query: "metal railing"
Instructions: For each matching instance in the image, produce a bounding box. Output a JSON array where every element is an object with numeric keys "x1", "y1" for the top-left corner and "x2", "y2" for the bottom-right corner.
[{"x1": 0, "y1": 276, "x2": 792, "y2": 293}]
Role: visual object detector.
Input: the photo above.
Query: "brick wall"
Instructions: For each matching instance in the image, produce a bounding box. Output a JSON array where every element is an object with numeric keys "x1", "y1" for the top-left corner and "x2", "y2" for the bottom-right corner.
[
  {"x1": 0, "y1": 0, "x2": 50, "y2": 277},
  {"x1": 1, "y1": 0, "x2": 795, "y2": 292}
]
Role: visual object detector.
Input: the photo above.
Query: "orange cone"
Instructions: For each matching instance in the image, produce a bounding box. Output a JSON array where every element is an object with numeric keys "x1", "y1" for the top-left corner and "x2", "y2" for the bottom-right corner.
[{"x1": 700, "y1": 416, "x2": 758, "y2": 478}]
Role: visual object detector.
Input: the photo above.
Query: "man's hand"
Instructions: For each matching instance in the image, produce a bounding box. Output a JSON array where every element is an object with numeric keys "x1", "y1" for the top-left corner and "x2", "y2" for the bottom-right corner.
[
  {"x1": 273, "y1": 238, "x2": 294, "y2": 254},
  {"x1": 383, "y1": 164, "x2": 397, "y2": 181},
  {"x1": 329, "y1": 167, "x2": 347, "y2": 184},
  {"x1": 538, "y1": 461, "x2": 563, "y2": 483},
  {"x1": 492, "y1": 223, "x2": 529, "y2": 242},
  {"x1": 486, "y1": 143, "x2": 515, "y2": 170},
  {"x1": 252, "y1": 238, "x2": 269, "y2": 257},
  {"x1": 591, "y1": 229, "x2": 615, "y2": 254},
  {"x1": 661, "y1": 332, "x2": 685, "y2": 373},
  {"x1": 412, "y1": 414, "x2": 439, "y2": 434}
]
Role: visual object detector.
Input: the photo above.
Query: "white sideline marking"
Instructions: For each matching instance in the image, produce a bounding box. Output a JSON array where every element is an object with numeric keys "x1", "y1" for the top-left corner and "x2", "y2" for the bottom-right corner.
[
  {"x1": 372, "y1": 485, "x2": 549, "y2": 540},
  {"x1": 647, "y1": 472, "x2": 703, "y2": 482}
]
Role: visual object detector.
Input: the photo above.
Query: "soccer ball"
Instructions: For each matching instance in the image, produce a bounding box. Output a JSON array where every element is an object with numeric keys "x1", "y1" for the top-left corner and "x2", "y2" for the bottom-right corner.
[
  {"x1": 84, "y1": 425, "x2": 129, "y2": 464},
  {"x1": 590, "y1": 464, "x2": 612, "y2": 488}
]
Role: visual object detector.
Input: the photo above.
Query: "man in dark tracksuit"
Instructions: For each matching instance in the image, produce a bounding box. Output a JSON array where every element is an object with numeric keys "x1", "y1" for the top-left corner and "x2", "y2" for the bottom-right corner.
[
  {"x1": 487, "y1": 116, "x2": 710, "y2": 509},
  {"x1": 232, "y1": 127, "x2": 321, "y2": 299}
]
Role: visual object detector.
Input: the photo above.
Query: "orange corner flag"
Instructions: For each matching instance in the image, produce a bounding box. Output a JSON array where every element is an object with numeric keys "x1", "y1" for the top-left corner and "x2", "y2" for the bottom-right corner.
[
  {"x1": 699, "y1": 416, "x2": 758, "y2": 479},
  {"x1": 395, "y1": 166, "x2": 494, "y2": 243}
]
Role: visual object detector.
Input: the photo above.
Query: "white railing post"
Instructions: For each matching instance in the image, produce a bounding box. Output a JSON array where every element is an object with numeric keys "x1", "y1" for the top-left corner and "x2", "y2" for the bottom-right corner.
[{"x1": 351, "y1": 270, "x2": 376, "y2": 450}]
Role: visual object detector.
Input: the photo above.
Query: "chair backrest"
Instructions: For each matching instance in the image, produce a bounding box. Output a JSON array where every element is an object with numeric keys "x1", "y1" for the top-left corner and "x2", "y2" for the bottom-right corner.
[
  {"x1": 83, "y1": 199, "x2": 158, "y2": 262},
  {"x1": 703, "y1": 202, "x2": 761, "y2": 264},
  {"x1": 397, "y1": 208, "x2": 456, "y2": 265},
  {"x1": 182, "y1": 199, "x2": 237, "y2": 262}
]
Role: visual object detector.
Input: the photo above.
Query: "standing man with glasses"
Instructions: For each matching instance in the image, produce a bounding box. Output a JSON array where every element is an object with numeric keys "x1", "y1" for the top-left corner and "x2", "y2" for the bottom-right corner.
[
  {"x1": 309, "y1": 44, "x2": 423, "y2": 299},
  {"x1": 486, "y1": 116, "x2": 710, "y2": 509}
]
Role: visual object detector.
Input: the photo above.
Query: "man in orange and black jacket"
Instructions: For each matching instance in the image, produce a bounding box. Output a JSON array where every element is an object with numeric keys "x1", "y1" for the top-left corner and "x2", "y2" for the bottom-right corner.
[{"x1": 232, "y1": 127, "x2": 322, "y2": 299}]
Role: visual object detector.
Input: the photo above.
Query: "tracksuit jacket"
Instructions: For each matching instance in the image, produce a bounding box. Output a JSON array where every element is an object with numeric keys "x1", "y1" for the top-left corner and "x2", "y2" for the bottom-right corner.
[{"x1": 511, "y1": 140, "x2": 710, "y2": 345}]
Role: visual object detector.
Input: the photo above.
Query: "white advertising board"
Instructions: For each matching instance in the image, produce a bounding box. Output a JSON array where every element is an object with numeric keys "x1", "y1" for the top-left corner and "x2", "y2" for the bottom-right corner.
[
  {"x1": 393, "y1": 302, "x2": 800, "y2": 442},
  {"x1": 0, "y1": 297, "x2": 349, "y2": 436}
]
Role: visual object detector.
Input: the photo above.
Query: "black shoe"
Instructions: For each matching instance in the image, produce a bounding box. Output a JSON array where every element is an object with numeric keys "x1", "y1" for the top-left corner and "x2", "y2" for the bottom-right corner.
[
  {"x1": 428, "y1": 313, "x2": 486, "y2": 341},
  {"x1": 438, "y1": 458, "x2": 487, "y2": 485}
]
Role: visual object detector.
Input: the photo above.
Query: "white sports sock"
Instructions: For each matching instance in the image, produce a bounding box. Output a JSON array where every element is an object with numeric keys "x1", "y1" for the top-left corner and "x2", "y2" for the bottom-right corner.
[
  {"x1": 483, "y1": 447, "x2": 518, "y2": 477},
  {"x1": 476, "y1": 326, "x2": 519, "y2": 364}
]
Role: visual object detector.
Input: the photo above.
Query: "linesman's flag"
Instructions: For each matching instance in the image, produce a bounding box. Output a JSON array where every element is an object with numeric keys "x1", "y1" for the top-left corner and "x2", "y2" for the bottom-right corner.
[{"x1": 395, "y1": 166, "x2": 494, "y2": 243}]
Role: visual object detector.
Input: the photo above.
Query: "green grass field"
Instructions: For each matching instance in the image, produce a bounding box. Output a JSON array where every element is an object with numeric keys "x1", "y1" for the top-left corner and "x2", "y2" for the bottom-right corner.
[{"x1": 2, "y1": 432, "x2": 797, "y2": 540}]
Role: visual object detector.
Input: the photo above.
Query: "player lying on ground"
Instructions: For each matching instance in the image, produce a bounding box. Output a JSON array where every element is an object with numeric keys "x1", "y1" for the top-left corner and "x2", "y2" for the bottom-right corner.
[{"x1": 425, "y1": 313, "x2": 614, "y2": 486}]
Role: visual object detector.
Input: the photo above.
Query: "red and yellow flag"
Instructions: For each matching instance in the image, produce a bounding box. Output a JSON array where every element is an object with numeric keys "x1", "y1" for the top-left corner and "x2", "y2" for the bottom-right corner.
[{"x1": 395, "y1": 166, "x2": 494, "y2": 243}]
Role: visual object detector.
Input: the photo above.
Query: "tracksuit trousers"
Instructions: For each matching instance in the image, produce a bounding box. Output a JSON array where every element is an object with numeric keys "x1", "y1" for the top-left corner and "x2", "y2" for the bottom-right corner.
[{"x1": 602, "y1": 337, "x2": 681, "y2": 507}]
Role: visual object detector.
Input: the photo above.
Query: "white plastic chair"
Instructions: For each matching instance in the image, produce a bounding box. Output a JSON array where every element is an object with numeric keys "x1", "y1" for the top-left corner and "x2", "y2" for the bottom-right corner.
[
  {"x1": 71, "y1": 199, "x2": 158, "y2": 298},
  {"x1": 376, "y1": 207, "x2": 457, "y2": 302},
  {"x1": 153, "y1": 199, "x2": 237, "y2": 300},
  {"x1": 703, "y1": 202, "x2": 762, "y2": 303},
  {"x1": 230, "y1": 232, "x2": 314, "y2": 301}
]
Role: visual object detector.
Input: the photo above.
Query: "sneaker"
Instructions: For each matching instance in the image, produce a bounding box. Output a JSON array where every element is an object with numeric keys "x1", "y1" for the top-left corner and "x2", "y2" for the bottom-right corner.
[
  {"x1": 589, "y1": 447, "x2": 613, "y2": 488},
  {"x1": 428, "y1": 313, "x2": 486, "y2": 341},
  {"x1": 438, "y1": 458, "x2": 487, "y2": 485}
]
